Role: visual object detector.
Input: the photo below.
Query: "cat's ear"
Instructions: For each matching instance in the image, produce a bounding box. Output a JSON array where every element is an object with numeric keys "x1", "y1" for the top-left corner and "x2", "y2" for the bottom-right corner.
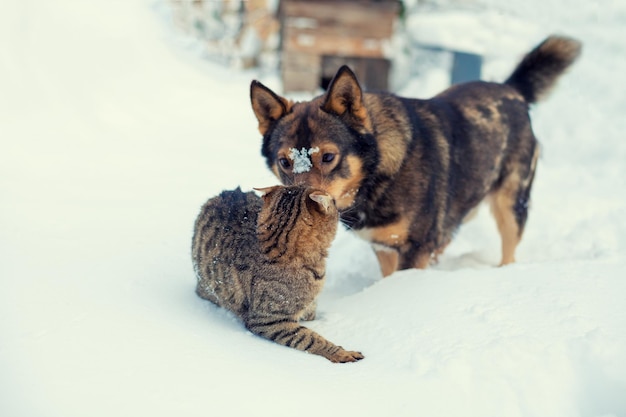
[
  {"x1": 250, "y1": 80, "x2": 293, "y2": 136},
  {"x1": 254, "y1": 186, "x2": 280, "y2": 201},
  {"x1": 309, "y1": 191, "x2": 334, "y2": 214}
]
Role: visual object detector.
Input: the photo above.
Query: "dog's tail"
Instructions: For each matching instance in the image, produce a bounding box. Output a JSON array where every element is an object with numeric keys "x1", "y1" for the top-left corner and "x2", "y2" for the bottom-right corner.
[{"x1": 505, "y1": 35, "x2": 581, "y2": 104}]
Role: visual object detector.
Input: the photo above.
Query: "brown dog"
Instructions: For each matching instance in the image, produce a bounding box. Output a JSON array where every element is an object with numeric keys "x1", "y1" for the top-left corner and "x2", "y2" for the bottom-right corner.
[{"x1": 250, "y1": 35, "x2": 581, "y2": 276}]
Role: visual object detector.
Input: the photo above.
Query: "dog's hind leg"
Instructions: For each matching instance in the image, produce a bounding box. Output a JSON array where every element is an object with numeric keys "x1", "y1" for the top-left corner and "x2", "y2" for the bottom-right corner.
[
  {"x1": 489, "y1": 145, "x2": 539, "y2": 266},
  {"x1": 489, "y1": 186, "x2": 520, "y2": 266},
  {"x1": 414, "y1": 251, "x2": 433, "y2": 269}
]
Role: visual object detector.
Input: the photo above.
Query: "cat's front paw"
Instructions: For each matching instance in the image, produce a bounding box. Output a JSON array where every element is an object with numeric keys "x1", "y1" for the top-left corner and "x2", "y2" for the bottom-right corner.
[{"x1": 328, "y1": 349, "x2": 364, "y2": 363}]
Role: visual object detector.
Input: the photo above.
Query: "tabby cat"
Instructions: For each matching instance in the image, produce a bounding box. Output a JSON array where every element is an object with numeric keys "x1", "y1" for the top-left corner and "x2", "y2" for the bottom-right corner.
[{"x1": 191, "y1": 185, "x2": 364, "y2": 363}]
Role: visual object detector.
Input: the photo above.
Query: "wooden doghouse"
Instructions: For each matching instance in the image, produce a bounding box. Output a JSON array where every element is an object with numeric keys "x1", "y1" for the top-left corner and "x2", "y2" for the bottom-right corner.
[{"x1": 279, "y1": 0, "x2": 400, "y2": 93}]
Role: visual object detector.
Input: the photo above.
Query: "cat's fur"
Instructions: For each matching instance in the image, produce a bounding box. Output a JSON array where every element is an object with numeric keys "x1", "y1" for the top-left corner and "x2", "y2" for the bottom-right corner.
[{"x1": 192, "y1": 185, "x2": 364, "y2": 363}]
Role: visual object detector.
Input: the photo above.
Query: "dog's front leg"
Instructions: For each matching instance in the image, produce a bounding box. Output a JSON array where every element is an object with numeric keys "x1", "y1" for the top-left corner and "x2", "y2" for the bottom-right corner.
[{"x1": 374, "y1": 246, "x2": 399, "y2": 277}]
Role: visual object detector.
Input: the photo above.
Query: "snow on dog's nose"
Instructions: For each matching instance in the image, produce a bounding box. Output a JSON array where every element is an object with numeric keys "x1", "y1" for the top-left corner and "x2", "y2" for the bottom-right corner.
[{"x1": 288, "y1": 147, "x2": 319, "y2": 174}]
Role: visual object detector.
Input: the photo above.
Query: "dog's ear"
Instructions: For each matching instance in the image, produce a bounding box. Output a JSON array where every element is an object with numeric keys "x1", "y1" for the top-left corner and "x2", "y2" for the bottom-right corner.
[
  {"x1": 250, "y1": 81, "x2": 292, "y2": 136},
  {"x1": 322, "y1": 66, "x2": 371, "y2": 131}
]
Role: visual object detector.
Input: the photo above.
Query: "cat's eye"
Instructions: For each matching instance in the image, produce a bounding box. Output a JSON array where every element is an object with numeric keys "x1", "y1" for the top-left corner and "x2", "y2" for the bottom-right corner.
[
  {"x1": 322, "y1": 153, "x2": 335, "y2": 163},
  {"x1": 279, "y1": 157, "x2": 291, "y2": 169}
]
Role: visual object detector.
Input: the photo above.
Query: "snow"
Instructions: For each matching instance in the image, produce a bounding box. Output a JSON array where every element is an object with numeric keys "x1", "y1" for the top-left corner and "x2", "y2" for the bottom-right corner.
[
  {"x1": 289, "y1": 146, "x2": 319, "y2": 173},
  {"x1": 1, "y1": 1, "x2": 625, "y2": 416}
]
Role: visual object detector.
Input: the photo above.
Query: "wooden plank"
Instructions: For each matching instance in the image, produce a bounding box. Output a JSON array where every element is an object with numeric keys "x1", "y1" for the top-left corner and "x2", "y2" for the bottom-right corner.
[
  {"x1": 282, "y1": 52, "x2": 321, "y2": 71},
  {"x1": 282, "y1": 53, "x2": 321, "y2": 92},
  {"x1": 282, "y1": 0, "x2": 399, "y2": 19},
  {"x1": 284, "y1": 18, "x2": 396, "y2": 41},
  {"x1": 283, "y1": 68, "x2": 321, "y2": 92},
  {"x1": 282, "y1": 1, "x2": 398, "y2": 39},
  {"x1": 283, "y1": 30, "x2": 388, "y2": 58}
]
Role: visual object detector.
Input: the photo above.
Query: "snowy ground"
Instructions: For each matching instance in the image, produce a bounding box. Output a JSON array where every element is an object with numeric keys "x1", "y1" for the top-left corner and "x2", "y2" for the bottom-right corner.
[{"x1": 1, "y1": 1, "x2": 625, "y2": 416}]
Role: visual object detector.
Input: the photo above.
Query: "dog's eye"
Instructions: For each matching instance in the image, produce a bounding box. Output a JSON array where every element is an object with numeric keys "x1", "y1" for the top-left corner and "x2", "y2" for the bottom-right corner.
[
  {"x1": 279, "y1": 157, "x2": 291, "y2": 169},
  {"x1": 322, "y1": 153, "x2": 335, "y2": 163}
]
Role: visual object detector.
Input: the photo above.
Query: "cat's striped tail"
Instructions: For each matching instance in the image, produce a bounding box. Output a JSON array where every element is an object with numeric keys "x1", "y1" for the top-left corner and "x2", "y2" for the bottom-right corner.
[{"x1": 245, "y1": 314, "x2": 364, "y2": 363}]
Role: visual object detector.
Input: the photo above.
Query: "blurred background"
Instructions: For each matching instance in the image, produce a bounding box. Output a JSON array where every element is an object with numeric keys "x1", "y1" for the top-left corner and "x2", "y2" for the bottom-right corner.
[{"x1": 163, "y1": 0, "x2": 541, "y2": 95}]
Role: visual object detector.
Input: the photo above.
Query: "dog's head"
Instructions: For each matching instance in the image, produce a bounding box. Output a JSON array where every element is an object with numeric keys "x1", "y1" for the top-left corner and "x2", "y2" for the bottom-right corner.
[{"x1": 250, "y1": 66, "x2": 378, "y2": 210}]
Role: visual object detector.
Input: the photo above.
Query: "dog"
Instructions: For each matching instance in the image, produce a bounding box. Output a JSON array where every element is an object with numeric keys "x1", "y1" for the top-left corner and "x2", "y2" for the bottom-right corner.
[{"x1": 249, "y1": 35, "x2": 581, "y2": 277}]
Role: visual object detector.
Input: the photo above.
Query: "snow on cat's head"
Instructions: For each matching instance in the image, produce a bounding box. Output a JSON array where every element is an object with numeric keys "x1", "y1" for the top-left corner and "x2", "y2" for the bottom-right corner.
[{"x1": 288, "y1": 147, "x2": 319, "y2": 174}]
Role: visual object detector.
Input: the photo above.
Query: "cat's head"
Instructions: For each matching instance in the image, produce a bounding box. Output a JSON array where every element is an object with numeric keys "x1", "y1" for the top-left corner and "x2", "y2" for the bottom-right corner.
[{"x1": 254, "y1": 185, "x2": 339, "y2": 260}]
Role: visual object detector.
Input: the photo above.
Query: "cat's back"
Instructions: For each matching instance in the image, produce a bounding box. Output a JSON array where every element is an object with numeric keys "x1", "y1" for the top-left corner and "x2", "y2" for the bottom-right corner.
[{"x1": 192, "y1": 187, "x2": 262, "y2": 277}]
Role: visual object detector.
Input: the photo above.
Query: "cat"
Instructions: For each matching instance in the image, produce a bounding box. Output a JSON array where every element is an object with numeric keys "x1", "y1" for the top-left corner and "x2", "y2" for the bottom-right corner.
[{"x1": 191, "y1": 185, "x2": 364, "y2": 363}]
